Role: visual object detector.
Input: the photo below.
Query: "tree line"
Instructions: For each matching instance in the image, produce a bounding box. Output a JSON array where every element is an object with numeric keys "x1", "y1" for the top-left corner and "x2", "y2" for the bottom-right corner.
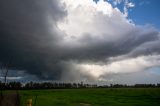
[
  {"x1": 0, "y1": 81, "x2": 160, "y2": 90},
  {"x1": 99, "y1": 83, "x2": 160, "y2": 88}
]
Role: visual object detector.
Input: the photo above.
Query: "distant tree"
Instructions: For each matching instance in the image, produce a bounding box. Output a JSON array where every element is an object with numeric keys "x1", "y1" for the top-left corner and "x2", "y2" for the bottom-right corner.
[
  {"x1": 157, "y1": 83, "x2": 160, "y2": 87},
  {"x1": 0, "y1": 61, "x2": 12, "y2": 105}
]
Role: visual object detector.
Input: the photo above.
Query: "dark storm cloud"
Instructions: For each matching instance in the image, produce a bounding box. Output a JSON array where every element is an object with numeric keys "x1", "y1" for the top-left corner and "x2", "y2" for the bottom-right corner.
[
  {"x1": 0, "y1": 0, "x2": 66, "y2": 79},
  {"x1": 61, "y1": 29, "x2": 159, "y2": 62}
]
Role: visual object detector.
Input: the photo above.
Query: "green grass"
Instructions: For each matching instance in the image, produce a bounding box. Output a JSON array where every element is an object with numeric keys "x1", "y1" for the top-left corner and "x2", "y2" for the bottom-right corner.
[{"x1": 18, "y1": 88, "x2": 160, "y2": 106}]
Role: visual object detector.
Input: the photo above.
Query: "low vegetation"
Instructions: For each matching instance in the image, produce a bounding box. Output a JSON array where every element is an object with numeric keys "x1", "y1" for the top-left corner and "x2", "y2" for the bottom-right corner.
[{"x1": 18, "y1": 88, "x2": 160, "y2": 106}]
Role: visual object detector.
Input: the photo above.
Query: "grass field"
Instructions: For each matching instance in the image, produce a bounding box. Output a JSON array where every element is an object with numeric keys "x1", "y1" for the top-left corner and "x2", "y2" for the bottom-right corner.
[{"x1": 16, "y1": 88, "x2": 160, "y2": 106}]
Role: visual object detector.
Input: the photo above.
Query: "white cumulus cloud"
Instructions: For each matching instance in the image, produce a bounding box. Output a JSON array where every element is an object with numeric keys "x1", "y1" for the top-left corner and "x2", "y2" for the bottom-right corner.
[
  {"x1": 55, "y1": 0, "x2": 160, "y2": 83},
  {"x1": 58, "y1": 0, "x2": 134, "y2": 47}
]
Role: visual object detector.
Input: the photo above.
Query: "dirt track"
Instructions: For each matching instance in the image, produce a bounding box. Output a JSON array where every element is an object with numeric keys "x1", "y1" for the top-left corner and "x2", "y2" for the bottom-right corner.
[{"x1": 0, "y1": 92, "x2": 20, "y2": 106}]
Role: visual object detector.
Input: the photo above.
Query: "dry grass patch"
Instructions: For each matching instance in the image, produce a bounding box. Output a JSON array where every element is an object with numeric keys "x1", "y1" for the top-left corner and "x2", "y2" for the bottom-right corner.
[{"x1": 0, "y1": 92, "x2": 20, "y2": 106}]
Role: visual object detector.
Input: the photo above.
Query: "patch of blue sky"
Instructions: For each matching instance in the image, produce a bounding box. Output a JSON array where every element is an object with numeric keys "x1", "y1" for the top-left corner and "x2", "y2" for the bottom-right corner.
[
  {"x1": 93, "y1": 0, "x2": 160, "y2": 29},
  {"x1": 147, "y1": 67, "x2": 160, "y2": 75},
  {"x1": 128, "y1": 0, "x2": 160, "y2": 29}
]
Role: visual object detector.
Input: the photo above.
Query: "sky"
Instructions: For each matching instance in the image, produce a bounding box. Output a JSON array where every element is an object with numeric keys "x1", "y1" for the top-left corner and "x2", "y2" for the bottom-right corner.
[
  {"x1": 0, "y1": 0, "x2": 160, "y2": 85},
  {"x1": 110, "y1": 0, "x2": 160, "y2": 29}
]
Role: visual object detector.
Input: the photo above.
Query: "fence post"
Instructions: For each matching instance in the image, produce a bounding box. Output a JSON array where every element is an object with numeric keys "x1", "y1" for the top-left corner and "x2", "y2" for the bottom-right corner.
[{"x1": 27, "y1": 99, "x2": 32, "y2": 106}]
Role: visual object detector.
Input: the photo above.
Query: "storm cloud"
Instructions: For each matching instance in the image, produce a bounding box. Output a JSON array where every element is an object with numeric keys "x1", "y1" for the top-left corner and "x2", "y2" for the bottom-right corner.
[
  {"x1": 0, "y1": 0, "x2": 160, "y2": 83},
  {"x1": 0, "y1": 0, "x2": 66, "y2": 79}
]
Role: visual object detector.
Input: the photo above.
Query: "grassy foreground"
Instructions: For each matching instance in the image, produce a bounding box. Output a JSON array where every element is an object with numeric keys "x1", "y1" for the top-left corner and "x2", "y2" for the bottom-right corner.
[{"x1": 18, "y1": 88, "x2": 160, "y2": 106}]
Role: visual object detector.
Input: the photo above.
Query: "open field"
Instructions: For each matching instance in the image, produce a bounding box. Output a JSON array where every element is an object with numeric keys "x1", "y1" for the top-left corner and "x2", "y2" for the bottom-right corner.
[
  {"x1": 12, "y1": 88, "x2": 160, "y2": 106},
  {"x1": 2, "y1": 88, "x2": 160, "y2": 106}
]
